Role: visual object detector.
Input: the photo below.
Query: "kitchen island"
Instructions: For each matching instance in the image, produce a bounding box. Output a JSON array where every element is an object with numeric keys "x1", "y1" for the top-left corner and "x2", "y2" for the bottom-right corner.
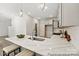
[{"x1": 5, "y1": 35, "x2": 79, "y2": 56}]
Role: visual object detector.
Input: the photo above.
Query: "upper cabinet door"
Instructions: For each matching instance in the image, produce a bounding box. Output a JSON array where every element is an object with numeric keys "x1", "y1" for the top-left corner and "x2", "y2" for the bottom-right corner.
[{"x1": 62, "y1": 3, "x2": 79, "y2": 26}]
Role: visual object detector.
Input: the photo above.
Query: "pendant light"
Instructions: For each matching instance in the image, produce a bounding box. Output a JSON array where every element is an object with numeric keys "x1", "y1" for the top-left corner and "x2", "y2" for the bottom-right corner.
[{"x1": 19, "y1": 9, "x2": 23, "y2": 17}]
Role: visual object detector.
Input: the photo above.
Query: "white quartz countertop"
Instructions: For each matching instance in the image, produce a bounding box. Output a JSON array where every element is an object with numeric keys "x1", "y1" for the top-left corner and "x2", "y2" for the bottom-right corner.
[
  {"x1": 5, "y1": 35, "x2": 51, "y2": 56},
  {"x1": 5, "y1": 35, "x2": 78, "y2": 56}
]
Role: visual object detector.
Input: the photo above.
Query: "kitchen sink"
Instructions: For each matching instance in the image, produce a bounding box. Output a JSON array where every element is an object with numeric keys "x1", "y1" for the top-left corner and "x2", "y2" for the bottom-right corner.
[{"x1": 28, "y1": 37, "x2": 45, "y2": 41}]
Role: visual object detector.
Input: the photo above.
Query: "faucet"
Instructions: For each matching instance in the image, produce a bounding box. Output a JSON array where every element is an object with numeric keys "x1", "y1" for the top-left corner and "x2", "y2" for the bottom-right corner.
[{"x1": 60, "y1": 29, "x2": 64, "y2": 38}]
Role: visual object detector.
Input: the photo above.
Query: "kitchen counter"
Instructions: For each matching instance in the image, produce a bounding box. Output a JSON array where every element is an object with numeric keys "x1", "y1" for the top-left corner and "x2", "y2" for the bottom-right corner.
[{"x1": 5, "y1": 35, "x2": 78, "y2": 56}]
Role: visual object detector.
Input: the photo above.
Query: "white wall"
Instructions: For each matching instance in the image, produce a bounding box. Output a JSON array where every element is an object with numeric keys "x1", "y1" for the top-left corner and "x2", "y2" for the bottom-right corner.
[
  {"x1": 0, "y1": 14, "x2": 11, "y2": 36},
  {"x1": 12, "y1": 16, "x2": 26, "y2": 35},
  {"x1": 11, "y1": 14, "x2": 34, "y2": 36},
  {"x1": 62, "y1": 3, "x2": 79, "y2": 26}
]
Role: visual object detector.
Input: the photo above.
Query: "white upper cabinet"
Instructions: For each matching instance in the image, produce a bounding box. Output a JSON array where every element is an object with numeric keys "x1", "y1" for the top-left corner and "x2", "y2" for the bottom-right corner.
[{"x1": 62, "y1": 3, "x2": 79, "y2": 26}]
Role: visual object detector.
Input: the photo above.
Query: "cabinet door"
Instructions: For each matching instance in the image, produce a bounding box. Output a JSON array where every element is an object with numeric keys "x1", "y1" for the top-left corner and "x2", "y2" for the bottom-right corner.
[
  {"x1": 62, "y1": 3, "x2": 79, "y2": 26},
  {"x1": 46, "y1": 26, "x2": 52, "y2": 38}
]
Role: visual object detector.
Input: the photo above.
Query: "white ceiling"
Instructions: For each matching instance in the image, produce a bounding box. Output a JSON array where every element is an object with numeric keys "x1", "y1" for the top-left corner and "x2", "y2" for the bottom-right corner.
[{"x1": 0, "y1": 3, "x2": 59, "y2": 19}]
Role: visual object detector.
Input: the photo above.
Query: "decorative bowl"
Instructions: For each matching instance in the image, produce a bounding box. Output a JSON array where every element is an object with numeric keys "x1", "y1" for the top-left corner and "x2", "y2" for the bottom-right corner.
[{"x1": 16, "y1": 34, "x2": 25, "y2": 38}]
